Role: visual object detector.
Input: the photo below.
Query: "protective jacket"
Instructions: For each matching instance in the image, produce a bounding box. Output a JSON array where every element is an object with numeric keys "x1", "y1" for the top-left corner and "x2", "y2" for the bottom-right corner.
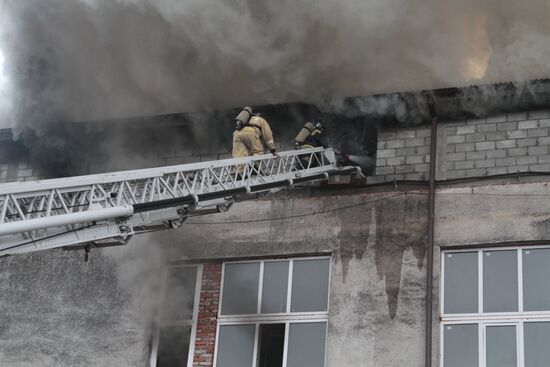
[{"x1": 232, "y1": 116, "x2": 276, "y2": 158}]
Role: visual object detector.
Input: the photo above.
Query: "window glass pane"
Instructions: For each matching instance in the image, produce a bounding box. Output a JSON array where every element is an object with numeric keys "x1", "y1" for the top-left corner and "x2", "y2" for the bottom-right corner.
[
  {"x1": 163, "y1": 267, "x2": 198, "y2": 321},
  {"x1": 157, "y1": 325, "x2": 191, "y2": 367},
  {"x1": 261, "y1": 261, "x2": 289, "y2": 314},
  {"x1": 486, "y1": 325, "x2": 517, "y2": 367},
  {"x1": 291, "y1": 259, "x2": 330, "y2": 312},
  {"x1": 524, "y1": 322, "x2": 550, "y2": 367},
  {"x1": 443, "y1": 324, "x2": 478, "y2": 367},
  {"x1": 483, "y1": 251, "x2": 518, "y2": 312},
  {"x1": 286, "y1": 322, "x2": 326, "y2": 367},
  {"x1": 444, "y1": 252, "x2": 478, "y2": 314},
  {"x1": 216, "y1": 324, "x2": 256, "y2": 367},
  {"x1": 221, "y1": 263, "x2": 260, "y2": 315},
  {"x1": 523, "y1": 249, "x2": 550, "y2": 311}
]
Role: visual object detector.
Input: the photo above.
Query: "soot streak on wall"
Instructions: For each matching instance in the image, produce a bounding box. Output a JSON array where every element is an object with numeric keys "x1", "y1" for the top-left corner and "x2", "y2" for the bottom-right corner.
[
  {"x1": 0, "y1": 184, "x2": 428, "y2": 366},
  {"x1": 334, "y1": 192, "x2": 427, "y2": 319},
  {"x1": 160, "y1": 190, "x2": 428, "y2": 365}
]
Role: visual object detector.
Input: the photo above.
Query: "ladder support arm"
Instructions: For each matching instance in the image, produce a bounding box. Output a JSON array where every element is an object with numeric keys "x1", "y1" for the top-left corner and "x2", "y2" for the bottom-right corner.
[
  {"x1": 0, "y1": 148, "x2": 362, "y2": 256},
  {"x1": 0, "y1": 205, "x2": 134, "y2": 236}
]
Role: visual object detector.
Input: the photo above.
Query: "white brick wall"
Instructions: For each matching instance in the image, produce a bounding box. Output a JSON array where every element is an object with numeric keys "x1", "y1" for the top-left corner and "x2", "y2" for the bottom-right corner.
[
  {"x1": 443, "y1": 111, "x2": 550, "y2": 179},
  {"x1": 368, "y1": 109, "x2": 550, "y2": 183},
  {"x1": 367, "y1": 126, "x2": 431, "y2": 184}
]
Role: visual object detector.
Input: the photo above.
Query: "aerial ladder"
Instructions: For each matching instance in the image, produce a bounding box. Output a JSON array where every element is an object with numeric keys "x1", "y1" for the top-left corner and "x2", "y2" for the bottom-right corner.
[{"x1": 0, "y1": 147, "x2": 362, "y2": 257}]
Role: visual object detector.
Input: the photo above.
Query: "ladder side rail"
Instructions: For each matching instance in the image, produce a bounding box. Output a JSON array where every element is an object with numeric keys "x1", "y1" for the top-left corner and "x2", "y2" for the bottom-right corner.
[
  {"x1": 0, "y1": 165, "x2": 356, "y2": 255},
  {"x1": 0, "y1": 148, "x2": 336, "y2": 227},
  {"x1": 0, "y1": 147, "x2": 329, "y2": 195}
]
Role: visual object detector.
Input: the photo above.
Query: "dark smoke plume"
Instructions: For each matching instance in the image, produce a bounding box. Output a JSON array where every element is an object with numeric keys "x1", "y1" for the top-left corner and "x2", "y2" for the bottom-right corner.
[{"x1": 1, "y1": 0, "x2": 550, "y2": 129}]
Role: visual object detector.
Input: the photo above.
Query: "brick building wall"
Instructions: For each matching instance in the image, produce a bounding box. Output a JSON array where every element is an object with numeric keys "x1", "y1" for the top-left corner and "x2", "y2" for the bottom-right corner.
[
  {"x1": 368, "y1": 110, "x2": 550, "y2": 183},
  {"x1": 193, "y1": 263, "x2": 222, "y2": 367},
  {"x1": 441, "y1": 111, "x2": 550, "y2": 179},
  {"x1": 368, "y1": 126, "x2": 432, "y2": 183},
  {"x1": 0, "y1": 129, "x2": 41, "y2": 183},
  {"x1": 1, "y1": 162, "x2": 41, "y2": 183}
]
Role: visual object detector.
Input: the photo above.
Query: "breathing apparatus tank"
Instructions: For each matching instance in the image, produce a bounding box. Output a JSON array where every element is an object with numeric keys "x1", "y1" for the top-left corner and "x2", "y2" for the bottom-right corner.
[
  {"x1": 294, "y1": 122, "x2": 316, "y2": 144},
  {"x1": 235, "y1": 106, "x2": 253, "y2": 130}
]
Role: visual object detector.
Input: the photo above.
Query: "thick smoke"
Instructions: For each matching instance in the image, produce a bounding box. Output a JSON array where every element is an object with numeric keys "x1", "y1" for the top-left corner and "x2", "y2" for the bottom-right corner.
[
  {"x1": 1, "y1": 0, "x2": 550, "y2": 129},
  {"x1": 101, "y1": 235, "x2": 168, "y2": 326}
]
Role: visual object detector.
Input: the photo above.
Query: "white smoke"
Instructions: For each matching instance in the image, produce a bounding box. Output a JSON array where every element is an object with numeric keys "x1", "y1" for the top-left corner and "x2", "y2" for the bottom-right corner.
[
  {"x1": 101, "y1": 234, "x2": 168, "y2": 324},
  {"x1": 0, "y1": 0, "x2": 549, "y2": 128},
  {"x1": 0, "y1": 6, "x2": 14, "y2": 129}
]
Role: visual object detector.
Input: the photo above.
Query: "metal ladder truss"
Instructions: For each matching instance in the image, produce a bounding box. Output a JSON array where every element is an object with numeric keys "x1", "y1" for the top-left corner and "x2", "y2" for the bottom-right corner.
[{"x1": 0, "y1": 148, "x2": 361, "y2": 256}]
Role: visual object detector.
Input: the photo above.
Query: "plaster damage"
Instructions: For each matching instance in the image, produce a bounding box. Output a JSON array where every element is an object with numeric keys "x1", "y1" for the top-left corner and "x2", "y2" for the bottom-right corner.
[{"x1": 1, "y1": 189, "x2": 429, "y2": 366}]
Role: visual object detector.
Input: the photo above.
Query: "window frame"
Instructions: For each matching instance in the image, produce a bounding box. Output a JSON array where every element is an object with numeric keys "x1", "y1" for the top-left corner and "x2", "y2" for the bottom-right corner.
[
  {"x1": 149, "y1": 264, "x2": 203, "y2": 367},
  {"x1": 214, "y1": 256, "x2": 331, "y2": 367},
  {"x1": 440, "y1": 245, "x2": 550, "y2": 367},
  {"x1": 440, "y1": 246, "x2": 550, "y2": 320}
]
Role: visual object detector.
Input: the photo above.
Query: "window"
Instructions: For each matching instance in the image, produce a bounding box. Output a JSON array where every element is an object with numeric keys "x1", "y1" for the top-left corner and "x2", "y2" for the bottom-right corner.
[
  {"x1": 151, "y1": 265, "x2": 202, "y2": 367},
  {"x1": 214, "y1": 257, "x2": 331, "y2": 367},
  {"x1": 441, "y1": 247, "x2": 550, "y2": 367}
]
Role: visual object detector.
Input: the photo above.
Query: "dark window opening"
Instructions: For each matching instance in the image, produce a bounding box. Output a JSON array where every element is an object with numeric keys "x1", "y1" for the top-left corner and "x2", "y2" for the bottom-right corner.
[
  {"x1": 157, "y1": 325, "x2": 191, "y2": 367},
  {"x1": 155, "y1": 265, "x2": 199, "y2": 367},
  {"x1": 163, "y1": 267, "x2": 197, "y2": 321},
  {"x1": 257, "y1": 324, "x2": 286, "y2": 367}
]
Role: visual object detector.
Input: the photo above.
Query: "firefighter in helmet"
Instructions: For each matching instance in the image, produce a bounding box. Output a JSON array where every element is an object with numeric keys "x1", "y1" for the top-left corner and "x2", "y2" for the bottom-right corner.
[
  {"x1": 232, "y1": 106, "x2": 277, "y2": 158},
  {"x1": 294, "y1": 121, "x2": 328, "y2": 150},
  {"x1": 294, "y1": 121, "x2": 327, "y2": 168}
]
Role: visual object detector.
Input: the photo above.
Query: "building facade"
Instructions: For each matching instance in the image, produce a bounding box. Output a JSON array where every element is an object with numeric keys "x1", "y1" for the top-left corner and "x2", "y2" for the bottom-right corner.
[{"x1": 2, "y1": 106, "x2": 550, "y2": 367}]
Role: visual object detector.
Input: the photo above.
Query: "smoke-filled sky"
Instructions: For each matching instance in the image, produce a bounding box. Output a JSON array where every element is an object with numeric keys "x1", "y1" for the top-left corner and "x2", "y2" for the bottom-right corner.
[{"x1": 0, "y1": 0, "x2": 550, "y2": 128}]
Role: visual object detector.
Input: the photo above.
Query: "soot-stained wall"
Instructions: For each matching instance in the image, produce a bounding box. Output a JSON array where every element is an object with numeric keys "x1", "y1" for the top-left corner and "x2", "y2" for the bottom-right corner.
[
  {"x1": 0, "y1": 103, "x2": 377, "y2": 180},
  {"x1": 154, "y1": 189, "x2": 429, "y2": 367},
  {"x1": 0, "y1": 188, "x2": 429, "y2": 367}
]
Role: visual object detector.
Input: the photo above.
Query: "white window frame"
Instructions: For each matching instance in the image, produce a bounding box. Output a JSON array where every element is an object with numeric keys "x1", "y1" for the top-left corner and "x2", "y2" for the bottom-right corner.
[
  {"x1": 150, "y1": 264, "x2": 203, "y2": 367},
  {"x1": 213, "y1": 256, "x2": 331, "y2": 367},
  {"x1": 440, "y1": 245, "x2": 550, "y2": 367}
]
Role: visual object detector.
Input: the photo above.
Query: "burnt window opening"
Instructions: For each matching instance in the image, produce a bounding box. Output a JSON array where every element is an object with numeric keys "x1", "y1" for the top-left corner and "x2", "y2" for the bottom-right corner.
[
  {"x1": 151, "y1": 265, "x2": 201, "y2": 367},
  {"x1": 157, "y1": 325, "x2": 192, "y2": 367},
  {"x1": 257, "y1": 324, "x2": 285, "y2": 367},
  {"x1": 326, "y1": 115, "x2": 377, "y2": 176}
]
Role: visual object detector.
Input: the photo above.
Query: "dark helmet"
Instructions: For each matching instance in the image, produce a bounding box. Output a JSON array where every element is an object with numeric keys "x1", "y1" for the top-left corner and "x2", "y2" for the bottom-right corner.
[{"x1": 314, "y1": 121, "x2": 324, "y2": 131}]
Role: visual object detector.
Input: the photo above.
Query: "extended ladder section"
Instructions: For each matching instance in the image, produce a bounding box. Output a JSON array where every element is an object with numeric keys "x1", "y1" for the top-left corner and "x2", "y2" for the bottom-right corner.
[{"x1": 0, "y1": 148, "x2": 361, "y2": 256}]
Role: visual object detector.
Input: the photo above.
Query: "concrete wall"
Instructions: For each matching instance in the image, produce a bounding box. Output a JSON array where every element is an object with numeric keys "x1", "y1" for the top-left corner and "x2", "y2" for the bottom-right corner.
[
  {"x1": 3, "y1": 178, "x2": 549, "y2": 367},
  {"x1": 0, "y1": 250, "x2": 149, "y2": 366},
  {"x1": 170, "y1": 191, "x2": 429, "y2": 366},
  {"x1": 430, "y1": 180, "x2": 550, "y2": 366},
  {"x1": 3, "y1": 108, "x2": 550, "y2": 366},
  {"x1": 0, "y1": 189, "x2": 429, "y2": 367}
]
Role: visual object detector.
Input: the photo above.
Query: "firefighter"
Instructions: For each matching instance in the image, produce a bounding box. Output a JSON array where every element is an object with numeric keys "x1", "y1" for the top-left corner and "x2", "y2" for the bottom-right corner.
[
  {"x1": 294, "y1": 121, "x2": 327, "y2": 168},
  {"x1": 232, "y1": 106, "x2": 277, "y2": 158},
  {"x1": 294, "y1": 121, "x2": 328, "y2": 150}
]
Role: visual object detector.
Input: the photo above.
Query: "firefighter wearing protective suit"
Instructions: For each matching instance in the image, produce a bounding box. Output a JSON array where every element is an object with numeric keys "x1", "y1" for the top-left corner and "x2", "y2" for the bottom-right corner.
[
  {"x1": 294, "y1": 121, "x2": 328, "y2": 149},
  {"x1": 232, "y1": 106, "x2": 277, "y2": 158},
  {"x1": 294, "y1": 121, "x2": 327, "y2": 168}
]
